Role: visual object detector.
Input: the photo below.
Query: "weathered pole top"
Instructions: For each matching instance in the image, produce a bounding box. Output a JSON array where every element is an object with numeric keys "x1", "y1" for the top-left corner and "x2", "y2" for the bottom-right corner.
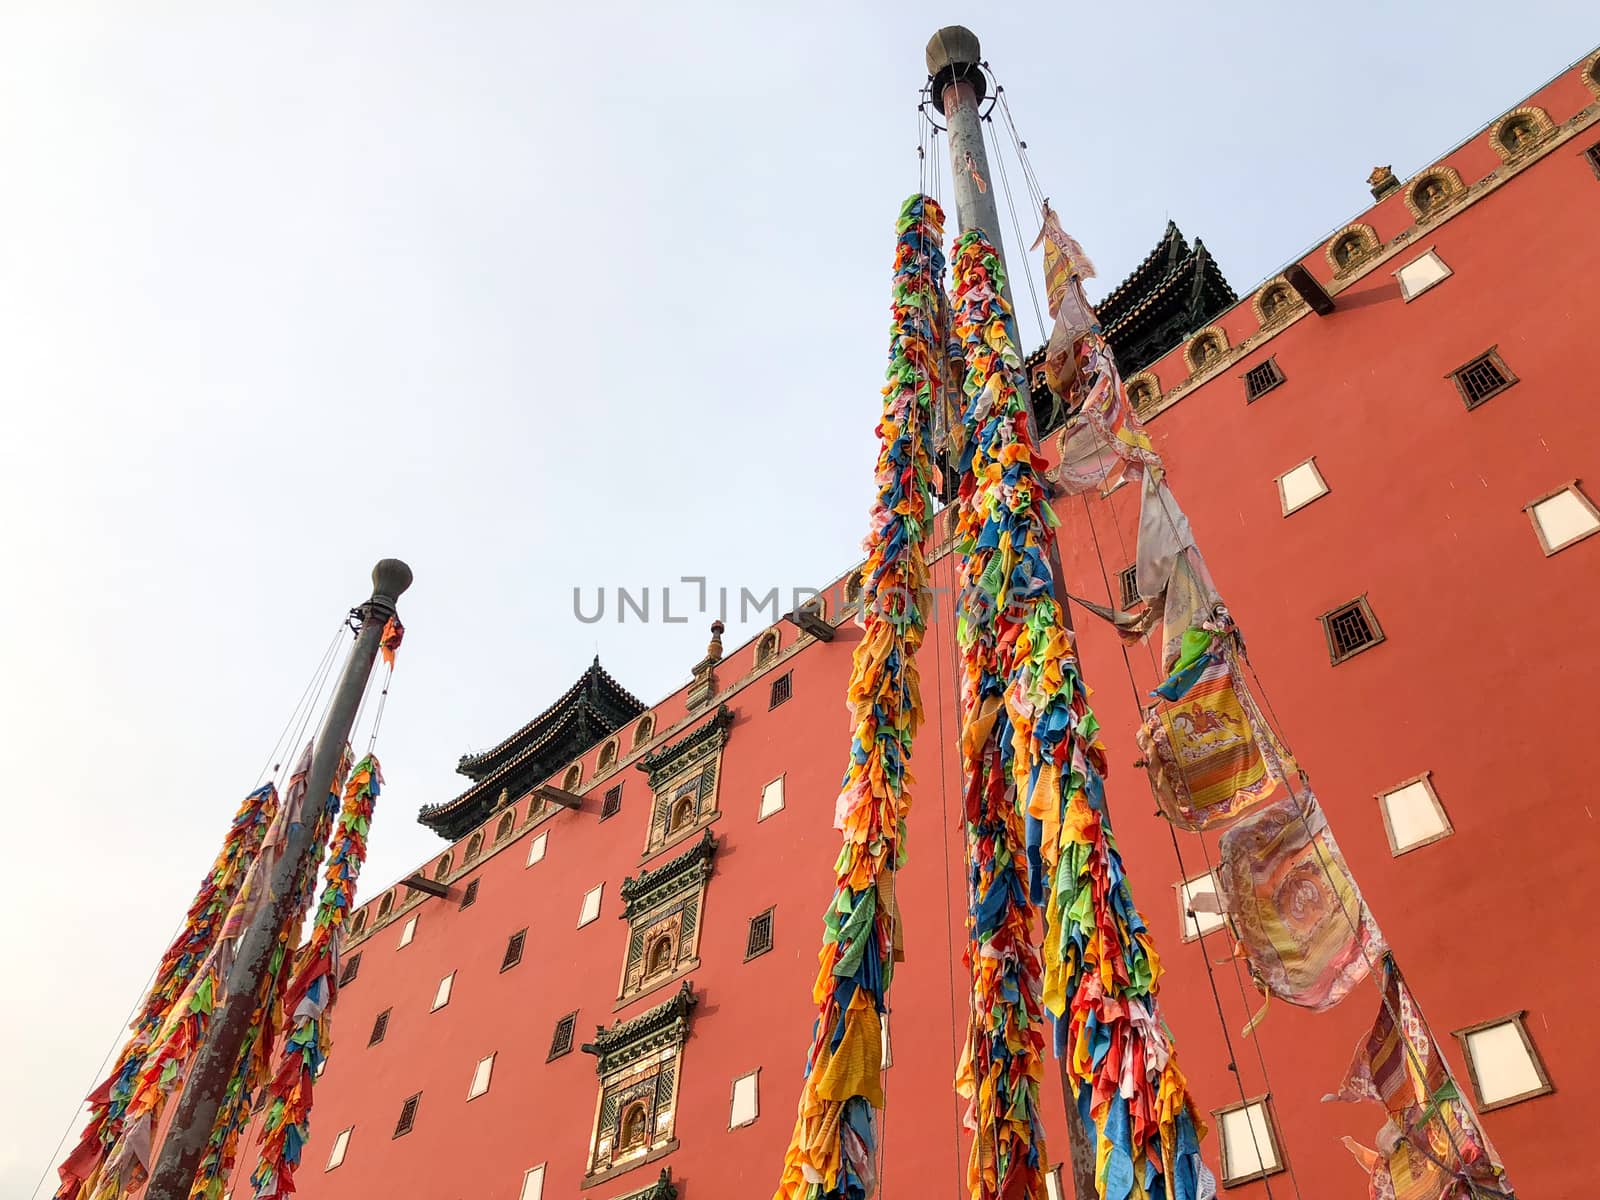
[
  {"x1": 372, "y1": 558, "x2": 414, "y2": 607},
  {"x1": 925, "y1": 25, "x2": 987, "y2": 111}
]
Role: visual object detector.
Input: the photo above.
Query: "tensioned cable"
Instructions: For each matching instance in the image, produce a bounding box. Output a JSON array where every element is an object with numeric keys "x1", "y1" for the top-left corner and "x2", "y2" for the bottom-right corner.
[
  {"x1": 33, "y1": 625, "x2": 348, "y2": 1200},
  {"x1": 1069, "y1": 407, "x2": 1500, "y2": 1192},
  {"x1": 988, "y1": 115, "x2": 1048, "y2": 346}
]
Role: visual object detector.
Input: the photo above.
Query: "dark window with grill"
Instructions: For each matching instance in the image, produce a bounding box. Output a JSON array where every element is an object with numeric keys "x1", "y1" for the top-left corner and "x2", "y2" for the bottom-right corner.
[
  {"x1": 501, "y1": 929, "x2": 526, "y2": 972},
  {"x1": 1320, "y1": 598, "x2": 1385, "y2": 664},
  {"x1": 600, "y1": 784, "x2": 623, "y2": 822},
  {"x1": 745, "y1": 908, "x2": 775, "y2": 960},
  {"x1": 1586, "y1": 141, "x2": 1600, "y2": 179},
  {"x1": 769, "y1": 671, "x2": 793, "y2": 709},
  {"x1": 369, "y1": 1008, "x2": 391, "y2": 1046},
  {"x1": 548, "y1": 1011, "x2": 578, "y2": 1061},
  {"x1": 1244, "y1": 358, "x2": 1285, "y2": 402},
  {"x1": 393, "y1": 1093, "x2": 420, "y2": 1138},
  {"x1": 460, "y1": 878, "x2": 480, "y2": 910},
  {"x1": 1448, "y1": 348, "x2": 1517, "y2": 410},
  {"x1": 1118, "y1": 565, "x2": 1139, "y2": 609},
  {"x1": 337, "y1": 952, "x2": 362, "y2": 986}
]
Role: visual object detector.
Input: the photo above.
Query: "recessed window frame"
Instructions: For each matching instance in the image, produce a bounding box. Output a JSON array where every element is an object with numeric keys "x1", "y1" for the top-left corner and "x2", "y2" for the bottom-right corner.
[
  {"x1": 1176, "y1": 872, "x2": 1226, "y2": 942},
  {"x1": 338, "y1": 952, "x2": 363, "y2": 986},
  {"x1": 526, "y1": 830, "x2": 548, "y2": 867},
  {"x1": 468, "y1": 1052, "x2": 496, "y2": 1101},
  {"x1": 1395, "y1": 247, "x2": 1452, "y2": 301},
  {"x1": 520, "y1": 1165, "x2": 546, "y2": 1200},
  {"x1": 1045, "y1": 1166, "x2": 1065, "y2": 1200},
  {"x1": 1452, "y1": 1011, "x2": 1553, "y2": 1111},
  {"x1": 1376, "y1": 771, "x2": 1453, "y2": 856},
  {"x1": 461, "y1": 878, "x2": 480, "y2": 910},
  {"x1": 600, "y1": 784, "x2": 623, "y2": 822},
  {"x1": 325, "y1": 1127, "x2": 352, "y2": 1171},
  {"x1": 393, "y1": 1092, "x2": 421, "y2": 1139},
  {"x1": 579, "y1": 883, "x2": 604, "y2": 927},
  {"x1": 1586, "y1": 140, "x2": 1600, "y2": 179},
  {"x1": 1276, "y1": 456, "x2": 1330, "y2": 517},
  {"x1": 1213, "y1": 1094, "x2": 1285, "y2": 1187},
  {"x1": 745, "y1": 906, "x2": 776, "y2": 961},
  {"x1": 368, "y1": 1008, "x2": 391, "y2": 1046},
  {"x1": 431, "y1": 971, "x2": 455, "y2": 1012},
  {"x1": 1524, "y1": 480, "x2": 1600, "y2": 556},
  {"x1": 1447, "y1": 346, "x2": 1518, "y2": 411},
  {"x1": 729, "y1": 1068, "x2": 761, "y2": 1129},
  {"x1": 758, "y1": 775, "x2": 786, "y2": 821},
  {"x1": 1241, "y1": 357, "x2": 1285, "y2": 403},
  {"x1": 769, "y1": 670, "x2": 793, "y2": 709},
  {"x1": 1319, "y1": 595, "x2": 1386, "y2": 665},
  {"x1": 502, "y1": 928, "x2": 528, "y2": 972},
  {"x1": 548, "y1": 1011, "x2": 579, "y2": 1061},
  {"x1": 1117, "y1": 563, "x2": 1139, "y2": 609},
  {"x1": 396, "y1": 914, "x2": 417, "y2": 949}
]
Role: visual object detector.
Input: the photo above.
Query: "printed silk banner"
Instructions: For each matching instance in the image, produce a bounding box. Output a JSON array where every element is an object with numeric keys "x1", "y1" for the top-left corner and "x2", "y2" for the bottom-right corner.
[{"x1": 1217, "y1": 793, "x2": 1385, "y2": 1012}]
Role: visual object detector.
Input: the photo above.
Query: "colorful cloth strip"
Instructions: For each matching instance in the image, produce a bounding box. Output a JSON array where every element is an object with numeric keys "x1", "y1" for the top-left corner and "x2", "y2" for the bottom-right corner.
[
  {"x1": 979, "y1": 219, "x2": 1203, "y2": 1200},
  {"x1": 947, "y1": 229, "x2": 1055, "y2": 1200},
  {"x1": 56, "y1": 780, "x2": 281, "y2": 1200},
  {"x1": 772, "y1": 194, "x2": 946, "y2": 1200},
  {"x1": 1327, "y1": 957, "x2": 1511, "y2": 1198},
  {"x1": 250, "y1": 756, "x2": 382, "y2": 1199}
]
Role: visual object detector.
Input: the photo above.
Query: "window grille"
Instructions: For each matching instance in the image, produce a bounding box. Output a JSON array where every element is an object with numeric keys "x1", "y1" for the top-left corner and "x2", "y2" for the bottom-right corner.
[
  {"x1": 393, "y1": 1093, "x2": 420, "y2": 1138},
  {"x1": 600, "y1": 784, "x2": 623, "y2": 821},
  {"x1": 745, "y1": 909, "x2": 775, "y2": 960},
  {"x1": 1449, "y1": 349, "x2": 1516, "y2": 410},
  {"x1": 1244, "y1": 359, "x2": 1284, "y2": 402},
  {"x1": 1321, "y1": 598, "x2": 1385, "y2": 664},
  {"x1": 502, "y1": 929, "x2": 526, "y2": 972},
  {"x1": 1587, "y1": 141, "x2": 1600, "y2": 179},
  {"x1": 337, "y1": 952, "x2": 362, "y2": 986},
  {"x1": 548, "y1": 1012, "x2": 578, "y2": 1061},
  {"x1": 368, "y1": 1008, "x2": 390, "y2": 1046},
  {"x1": 769, "y1": 672, "x2": 792, "y2": 709},
  {"x1": 1118, "y1": 565, "x2": 1139, "y2": 609},
  {"x1": 460, "y1": 879, "x2": 480, "y2": 910}
]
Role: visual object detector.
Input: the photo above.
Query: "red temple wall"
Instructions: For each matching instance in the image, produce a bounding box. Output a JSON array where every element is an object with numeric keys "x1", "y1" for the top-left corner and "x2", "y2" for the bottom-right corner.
[{"x1": 207, "y1": 56, "x2": 1600, "y2": 1200}]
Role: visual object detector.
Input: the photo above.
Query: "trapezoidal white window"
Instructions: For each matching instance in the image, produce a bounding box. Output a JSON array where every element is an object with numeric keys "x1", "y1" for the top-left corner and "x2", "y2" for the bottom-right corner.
[
  {"x1": 1277, "y1": 458, "x2": 1328, "y2": 516},
  {"x1": 325, "y1": 1127, "x2": 351, "y2": 1171},
  {"x1": 1178, "y1": 872, "x2": 1225, "y2": 941},
  {"x1": 468, "y1": 1052, "x2": 495, "y2": 1100},
  {"x1": 397, "y1": 914, "x2": 417, "y2": 949},
  {"x1": 1045, "y1": 1166, "x2": 1065, "y2": 1200},
  {"x1": 519, "y1": 1164, "x2": 546, "y2": 1200},
  {"x1": 526, "y1": 830, "x2": 548, "y2": 866},
  {"x1": 1377, "y1": 773, "x2": 1452, "y2": 855},
  {"x1": 1215, "y1": 1097, "x2": 1283, "y2": 1186},
  {"x1": 759, "y1": 775, "x2": 786, "y2": 820},
  {"x1": 431, "y1": 971, "x2": 454, "y2": 1012},
  {"x1": 730, "y1": 1070, "x2": 760, "y2": 1128},
  {"x1": 1396, "y1": 248, "x2": 1452, "y2": 301},
  {"x1": 1525, "y1": 483, "x2": 1600, "y2": 556},
  {"x1": 1454, "y1": 1013, "x2": 1552, "y2": 1110},
  {"x1": 578, "y1": 883, "x2": 603, "y2": 927}
]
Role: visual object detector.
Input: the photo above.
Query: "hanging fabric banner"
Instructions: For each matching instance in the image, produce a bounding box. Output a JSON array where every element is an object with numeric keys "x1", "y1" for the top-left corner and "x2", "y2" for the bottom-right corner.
[
  {"x1": 251, "y1": 755, "x2": 382, "y2": 1199},
  {"x1": 772, "y1": 194, "x2": 945, "y2": 1200},
  {"x1": 1217, "y1": 792, "x2": 1385, "y2": 1012},
  {"x1": 1327, "y1": 956, "x2": 1511, "y2": 1199},
  {"x1": 949, "y1": 230, "x2": 1207, "y2": 1200},
  {"x1": 55, "y1": 779, "x2": 282, "y2": 1200},
  {"x1": 1138, "y1": 637, "x2": 1295, "y2": 833}
]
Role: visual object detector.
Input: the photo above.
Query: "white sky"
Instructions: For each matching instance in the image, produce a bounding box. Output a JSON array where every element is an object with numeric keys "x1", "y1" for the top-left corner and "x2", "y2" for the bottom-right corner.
[{"x1": 2, "y1": 4, "x2": 1593, "y2": 1195}]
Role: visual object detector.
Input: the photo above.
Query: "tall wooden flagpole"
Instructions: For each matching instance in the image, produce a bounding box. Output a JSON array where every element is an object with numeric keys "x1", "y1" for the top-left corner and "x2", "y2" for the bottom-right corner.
[
  {"x1": 926, "y1": 27, "x2": 1100, "y2": 1200},
  {"x1": 144, "y1": 558, "x2": 413, "y2": 1200}
]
